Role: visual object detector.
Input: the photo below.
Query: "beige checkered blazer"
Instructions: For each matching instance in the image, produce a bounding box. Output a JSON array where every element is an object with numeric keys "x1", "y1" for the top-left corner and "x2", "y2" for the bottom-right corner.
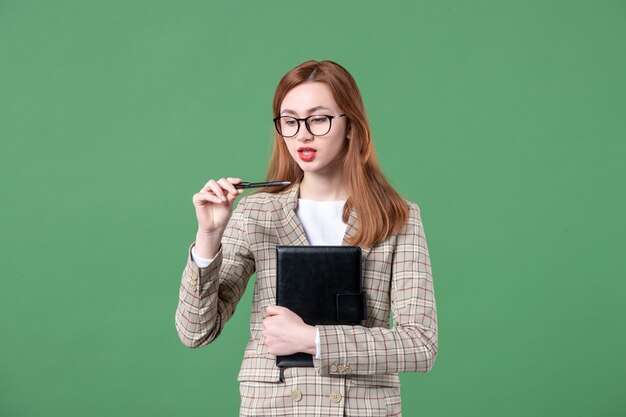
[{"x1": 175, "y1": 183, "x2": 437, "y2": 416}]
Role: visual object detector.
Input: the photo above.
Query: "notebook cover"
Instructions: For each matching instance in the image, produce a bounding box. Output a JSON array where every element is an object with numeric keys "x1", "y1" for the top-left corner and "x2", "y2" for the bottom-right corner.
[{"x1": 275, "y1": 245, "x2": 365, "y2": 368}]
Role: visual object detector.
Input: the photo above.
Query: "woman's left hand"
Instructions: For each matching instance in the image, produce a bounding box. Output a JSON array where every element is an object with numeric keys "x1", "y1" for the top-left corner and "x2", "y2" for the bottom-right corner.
[{"x1": 263, "y1": 305, "x2": 317, "y2": 356}]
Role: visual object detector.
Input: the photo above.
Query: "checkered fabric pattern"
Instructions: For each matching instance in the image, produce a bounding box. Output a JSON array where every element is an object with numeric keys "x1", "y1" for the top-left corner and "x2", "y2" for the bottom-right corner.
[{"x1": 175, "y1": 183, "x2": 437, "y2": 416}]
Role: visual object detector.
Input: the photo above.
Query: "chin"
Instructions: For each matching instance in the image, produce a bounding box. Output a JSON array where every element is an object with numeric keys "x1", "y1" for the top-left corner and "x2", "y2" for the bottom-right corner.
[
  {"x1": 294, "y1": 159, "x2": 319, "y2": 172},
  {"x1": 299, "y1": 165, "x2": 319, "y2": 173},
  {"x1": 291, "y1": 155, "x2": 332, "y2": 174}
]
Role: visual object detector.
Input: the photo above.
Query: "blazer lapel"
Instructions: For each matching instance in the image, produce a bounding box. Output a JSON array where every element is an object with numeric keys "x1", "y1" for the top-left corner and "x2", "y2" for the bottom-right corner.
[
  {"x1": 272, "y1": 183, "x2": 310, "y2": 247},
  {"x1": 342, "y1": 208, "x2": 372, "y2": 261}
]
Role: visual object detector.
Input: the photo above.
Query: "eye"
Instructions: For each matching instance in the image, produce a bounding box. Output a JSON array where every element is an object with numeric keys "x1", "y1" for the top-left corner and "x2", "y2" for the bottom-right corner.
[
  {"x1": 310, "y1": 116, "x2": 328, "y2": 124},
  {"x1": 283, "y1": 118, "x2": 297, "y2": 126}
]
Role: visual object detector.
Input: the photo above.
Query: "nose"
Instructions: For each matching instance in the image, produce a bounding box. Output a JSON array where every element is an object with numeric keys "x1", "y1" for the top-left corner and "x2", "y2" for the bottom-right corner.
[{"x1": 295, "y1": 120, "x2": 314, "y2": 142}]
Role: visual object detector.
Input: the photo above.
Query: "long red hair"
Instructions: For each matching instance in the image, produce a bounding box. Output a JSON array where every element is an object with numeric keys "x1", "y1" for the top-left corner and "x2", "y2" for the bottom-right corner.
[{"x1": 261, "y1": 60, "x2": 408, "y2": 248}]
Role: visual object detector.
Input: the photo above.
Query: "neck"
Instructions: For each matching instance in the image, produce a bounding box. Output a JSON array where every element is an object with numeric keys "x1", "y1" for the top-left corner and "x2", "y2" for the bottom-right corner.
[{"x1": 299, "y1": 170, "x2": 347, "y2": 201}]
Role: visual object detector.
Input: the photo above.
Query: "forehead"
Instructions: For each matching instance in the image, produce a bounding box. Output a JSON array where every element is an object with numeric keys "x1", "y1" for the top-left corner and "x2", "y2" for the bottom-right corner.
[{"x1": 280, "y1": 82, "x2": 338, "y2": 114}]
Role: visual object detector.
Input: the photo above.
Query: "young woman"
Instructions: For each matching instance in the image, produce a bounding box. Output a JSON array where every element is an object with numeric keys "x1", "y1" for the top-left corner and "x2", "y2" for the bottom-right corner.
[{"x1": 175, "y1": 60, "x2": 438, "y2": 416}]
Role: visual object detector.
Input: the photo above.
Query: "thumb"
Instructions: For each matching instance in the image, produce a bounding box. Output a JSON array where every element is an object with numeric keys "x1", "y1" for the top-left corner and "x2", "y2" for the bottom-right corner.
[{"x1": 265, "y1": 305, "x2": 284, "y2": 317}]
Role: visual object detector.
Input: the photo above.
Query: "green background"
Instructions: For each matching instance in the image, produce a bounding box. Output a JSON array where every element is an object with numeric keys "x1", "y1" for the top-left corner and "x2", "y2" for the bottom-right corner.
[{"x1": 1, "y1": 1, "x2": 624, "y2": 416}]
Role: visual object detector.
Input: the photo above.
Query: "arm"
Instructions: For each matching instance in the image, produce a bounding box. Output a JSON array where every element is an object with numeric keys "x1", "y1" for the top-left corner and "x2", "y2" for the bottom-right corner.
[
  {"x1": 314, "y1": 203, "x2": 438, "y2": 375},
  {"x1": 175, "y1": 201, "x2": 255, "y2": 348}
]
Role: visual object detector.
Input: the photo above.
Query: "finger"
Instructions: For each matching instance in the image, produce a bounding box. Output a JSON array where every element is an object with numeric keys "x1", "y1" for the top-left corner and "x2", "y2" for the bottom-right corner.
[
  {"x1": 226, "y1": 192, "x2": 239, "y2": 203},
  {"x1": 217, "y1": 178, "x2": 239, "y2": 196},
  {"x1": 201, "y1": 179, "x2": 216, "y2": 192},
  {"x1": 194, "y1": 190, "x2": 222, "y2": 202},
  {"x1": 193, "y1": 191, "x2": 223, "y2": 205},
  {"x1": 226, "y1": 177, "x2": 243, "y2": 185},
  {"x1": 265, "y1": 305, "x2": 285, "y2": 316},
  {"x1": 226, "y1": 178, "x2": 244, "y2": 195},
  {"x1": 205, "y1": 180, "x2": 227, "y2": 202}
]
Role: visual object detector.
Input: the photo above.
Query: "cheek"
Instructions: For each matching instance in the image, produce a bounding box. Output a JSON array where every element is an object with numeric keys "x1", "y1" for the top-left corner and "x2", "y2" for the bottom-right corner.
[
  {"x1": 283, "y1": 141, "x2": 296, "y2": 154},
  {"x1": 329, "y1": 138, "x2": 348, "y2": 155}
]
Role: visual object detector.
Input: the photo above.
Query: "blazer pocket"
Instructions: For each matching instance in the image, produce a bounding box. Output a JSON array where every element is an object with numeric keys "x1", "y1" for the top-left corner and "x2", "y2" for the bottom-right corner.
[
  {"x1": 237, "y1": 355, "x2": 282, "y2": 383},
  {"x1": 349, "y1": 373, "x2": 401, "y2": 389}
]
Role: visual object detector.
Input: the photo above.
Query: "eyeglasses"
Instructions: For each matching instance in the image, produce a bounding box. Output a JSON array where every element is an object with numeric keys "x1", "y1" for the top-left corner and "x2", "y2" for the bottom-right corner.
[{"x1": 273, "y1": 114, "x2": 346, "y2": 138}]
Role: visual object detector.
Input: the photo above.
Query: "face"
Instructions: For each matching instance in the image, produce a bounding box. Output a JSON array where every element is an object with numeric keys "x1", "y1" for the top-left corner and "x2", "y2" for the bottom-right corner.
[{"x1": 279, "y1": 82, "x2": 349, "y2": 176}]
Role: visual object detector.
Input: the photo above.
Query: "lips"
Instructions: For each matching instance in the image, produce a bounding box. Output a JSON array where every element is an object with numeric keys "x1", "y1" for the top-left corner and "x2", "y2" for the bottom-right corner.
[{"x1": 298, "y1": 147, "x2": 317, "y2": 162}]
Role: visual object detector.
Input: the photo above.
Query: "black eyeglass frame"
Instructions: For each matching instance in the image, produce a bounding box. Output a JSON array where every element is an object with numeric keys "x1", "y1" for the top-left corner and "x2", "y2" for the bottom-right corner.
[{"x1": 272, "y1": 114, "x2": 346, "y2": 138}]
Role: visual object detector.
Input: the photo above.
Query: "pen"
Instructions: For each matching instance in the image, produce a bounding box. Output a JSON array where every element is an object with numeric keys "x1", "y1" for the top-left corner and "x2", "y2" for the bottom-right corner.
[{"x1": 235, "y1": 181, "x2": 292, "y2": 189}]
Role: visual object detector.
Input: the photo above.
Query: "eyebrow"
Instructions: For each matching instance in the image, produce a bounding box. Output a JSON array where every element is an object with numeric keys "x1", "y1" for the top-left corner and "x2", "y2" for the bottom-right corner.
[{"x1": 280, "y1": 106, "x2": 332, "y2": 116}]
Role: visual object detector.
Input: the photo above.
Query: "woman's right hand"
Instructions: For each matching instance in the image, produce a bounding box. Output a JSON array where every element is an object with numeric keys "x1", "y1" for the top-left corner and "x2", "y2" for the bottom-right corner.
[
  {"x1": 192, "y1": 177, "x2": 243, "y2": 259},
  {"x1": 193, "y1": 177, "x2": 243, "y2": 233}
]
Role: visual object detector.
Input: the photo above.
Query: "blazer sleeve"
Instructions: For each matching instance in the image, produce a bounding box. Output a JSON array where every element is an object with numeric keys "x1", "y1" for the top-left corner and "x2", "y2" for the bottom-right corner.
[
  {"x1": 314, "y1": 203, "x2": 438, "y2": 375},
  {"x1": 175, "y1": 199, "x2": 255, "y2": 348}
]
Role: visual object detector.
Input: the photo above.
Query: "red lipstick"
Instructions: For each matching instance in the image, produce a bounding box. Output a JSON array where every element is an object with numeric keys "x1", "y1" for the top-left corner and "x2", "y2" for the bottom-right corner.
[{"x1": 298, "y1": 147, "x2": 316, "y2": 162}]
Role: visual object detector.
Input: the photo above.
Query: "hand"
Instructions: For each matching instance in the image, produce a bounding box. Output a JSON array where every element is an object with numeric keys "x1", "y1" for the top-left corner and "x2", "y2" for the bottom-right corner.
[
  {"x1": 193, "y1": 177, "x2": 243, "y2": 234},
  {"x1": 192, "y1": 177, "x2": 243, "y2": 259},
  {"x1": 262, "y1": 305, "x2": 317, "y2": 356}
]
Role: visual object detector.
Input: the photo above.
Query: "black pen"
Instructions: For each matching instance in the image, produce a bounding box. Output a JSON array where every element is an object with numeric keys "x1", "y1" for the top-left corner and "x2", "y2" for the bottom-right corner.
[{"x1": 235, "y1": 181, "x2": 291, "y2": 189}]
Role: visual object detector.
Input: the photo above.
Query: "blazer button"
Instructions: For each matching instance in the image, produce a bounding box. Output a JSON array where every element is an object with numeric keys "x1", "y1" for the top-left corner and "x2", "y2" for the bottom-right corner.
[
  {"x1": 330, "y1": 391, "x2": 342, "y2": 403},
  {"x1": 336, "y1": 365, "x2": 345, "y2": 374},
  {"x1": 329, "y1": 364, "x2": 338, "y2": 373},
  {"x1": 291, "y1": 390, "x2": 302, "y2": 402},
  {"x1": 344, "y1": 365, "x2": 352, "y2": 374}
]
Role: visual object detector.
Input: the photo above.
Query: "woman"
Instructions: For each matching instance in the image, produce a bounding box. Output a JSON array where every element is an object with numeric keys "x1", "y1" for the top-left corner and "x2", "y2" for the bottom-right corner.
[{"x1": 175, "y1": 60, "x2": 437, "y2": 416}]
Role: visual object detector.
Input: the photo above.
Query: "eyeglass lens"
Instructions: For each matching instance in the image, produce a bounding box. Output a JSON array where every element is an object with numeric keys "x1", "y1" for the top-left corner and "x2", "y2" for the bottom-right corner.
[{"x1": 277, "y1": 116, "x2": 332, "y2": 137}]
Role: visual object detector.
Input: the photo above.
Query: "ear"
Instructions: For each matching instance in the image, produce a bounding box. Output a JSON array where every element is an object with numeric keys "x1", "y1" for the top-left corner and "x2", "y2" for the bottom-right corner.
[{"x1": 346, "y1": 121, "x2": 352, "y2": 140}]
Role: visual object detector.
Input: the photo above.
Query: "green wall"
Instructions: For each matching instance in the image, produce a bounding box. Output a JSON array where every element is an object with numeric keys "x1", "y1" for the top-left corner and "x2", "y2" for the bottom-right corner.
[{"x1": 1, "y1": 1, "x2": 624, "y2": 416}]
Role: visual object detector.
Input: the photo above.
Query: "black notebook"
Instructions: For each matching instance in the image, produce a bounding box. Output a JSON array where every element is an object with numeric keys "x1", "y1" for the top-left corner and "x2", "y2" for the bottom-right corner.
[{"x1": 275, "y1": 245, "x2": 367, "y2": 368}]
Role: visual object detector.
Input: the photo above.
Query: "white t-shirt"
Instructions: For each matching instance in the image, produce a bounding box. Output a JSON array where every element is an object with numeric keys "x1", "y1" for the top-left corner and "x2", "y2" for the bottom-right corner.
[{"x1": 295, "y1": 198, "x2": 347, "y2": 245}]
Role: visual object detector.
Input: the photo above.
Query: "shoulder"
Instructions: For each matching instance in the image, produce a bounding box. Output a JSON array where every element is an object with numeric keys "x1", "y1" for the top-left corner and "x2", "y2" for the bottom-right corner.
[
  {"x1": 237, "y1": 192, "x2": 274, "y2": 207},
  {"x1": 404, "y1": 200, "x2": 422, "y2": 223},
  {"x1": 234, "y1": 189, "x2": 290, "y2": 216},
  {"x1": 395, "y1": 200, "x2": 426, "y2": 234}
]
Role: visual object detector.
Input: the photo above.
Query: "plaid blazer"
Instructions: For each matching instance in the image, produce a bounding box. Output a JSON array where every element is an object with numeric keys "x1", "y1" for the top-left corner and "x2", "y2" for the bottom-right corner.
[{"x1": 175, "y1": 183, "x2": 437, "y2": 416}]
